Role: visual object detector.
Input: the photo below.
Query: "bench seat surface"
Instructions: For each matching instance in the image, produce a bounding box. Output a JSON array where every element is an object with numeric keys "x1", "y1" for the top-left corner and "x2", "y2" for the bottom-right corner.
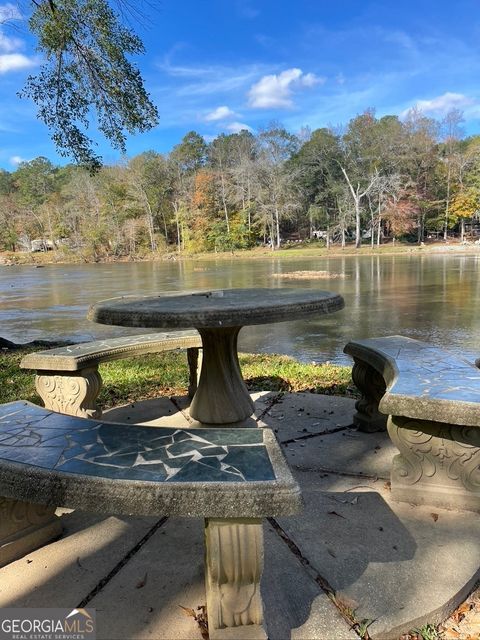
[
  {"x1": 20, "y1": 330, "x2": 201, "y2": 371},
  {"x1": 344, "y1": 335, "x2": 480, "y2": 425},
  {"x1": 0, "y1": 402, "x2": 301, "y2": 518}
]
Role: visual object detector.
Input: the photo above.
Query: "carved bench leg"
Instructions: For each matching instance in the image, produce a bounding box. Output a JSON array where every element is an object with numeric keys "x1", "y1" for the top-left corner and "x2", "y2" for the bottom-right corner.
[
  {"x1": 351, "y1": 358, "x2": 387, "y2": 432},
  {"x1": 35, "y1": 367, "x2": 103, "y2": 418},
  {"x1": 205, "y1": 518, "x2": 267, "y2": 639},
  {"x1": 0, "y1": 497, "x2": 63, "y2": 567},
  {"x1": 187, "y1": 347, "x2": 201, "y2": 399},
  {"x1": 387, "y1": 415, "x2": 480, "y2": 513}
]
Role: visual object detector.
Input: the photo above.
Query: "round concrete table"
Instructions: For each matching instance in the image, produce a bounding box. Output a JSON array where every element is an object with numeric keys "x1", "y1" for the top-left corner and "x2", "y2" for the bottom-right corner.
[{"x1": 88, "y1": 288, "x2": 344, "y2": 425}]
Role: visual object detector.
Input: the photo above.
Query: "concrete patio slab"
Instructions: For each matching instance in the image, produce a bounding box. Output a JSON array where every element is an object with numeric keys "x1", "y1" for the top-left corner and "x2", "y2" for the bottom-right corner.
[
  {"x1": 278, "y1": 469, "x2": 480, "y2": 639},
  {"x1": 0, "y1": 510, "x2": 159, "y2": 608},
  {"x1": 103, "y1": 396, "x2": 191, "y2": 427},
  {"x1": 262, "y1": 526, "x2": 356, "y2": 640},
  {"x1": 283, "y1": 427, "x2": 395, "y2": 479},
  {"x1": 258, "y1": 392, "x2": 356, "y2": 439},
  {"x1": 90, "y1": 517, "x2": 205, "y2": 640}
]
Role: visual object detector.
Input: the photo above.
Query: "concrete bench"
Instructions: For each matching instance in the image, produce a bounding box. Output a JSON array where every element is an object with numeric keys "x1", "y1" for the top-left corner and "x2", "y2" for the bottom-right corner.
[
  {"x1": 20, "y1": 331, "x2": 202, "y2": 419},
  {"x1": 344, "y1": 335, "x2": 480, "y2": 513},
  {"x1": 0, "y1": 400, "x2": 301, "y2": 639}
]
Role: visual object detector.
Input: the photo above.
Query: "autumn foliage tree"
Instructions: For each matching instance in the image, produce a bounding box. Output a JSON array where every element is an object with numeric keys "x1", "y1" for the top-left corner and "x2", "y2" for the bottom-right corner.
[
  {"x1": 383, "y1": 190, "x2": 419, "y2": 240},
  {"x1": 3, "y1": 111, "x2": 480, "y2": 258}
]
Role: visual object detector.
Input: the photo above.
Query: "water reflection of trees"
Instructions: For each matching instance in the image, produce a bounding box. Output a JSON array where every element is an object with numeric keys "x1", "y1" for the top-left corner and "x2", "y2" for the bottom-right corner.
[{"x1": 3, "y1": 255, "x2": 480, "y2": 361}]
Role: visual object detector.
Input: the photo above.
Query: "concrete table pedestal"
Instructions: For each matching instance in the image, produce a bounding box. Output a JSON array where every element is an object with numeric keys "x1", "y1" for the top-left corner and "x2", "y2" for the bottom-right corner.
[
  {"x1": 190, "y1": 327, "x2": 254, "y2": 425},
  {"x1": 206, "y1": 518, "x2": 266, "y2": 639}
]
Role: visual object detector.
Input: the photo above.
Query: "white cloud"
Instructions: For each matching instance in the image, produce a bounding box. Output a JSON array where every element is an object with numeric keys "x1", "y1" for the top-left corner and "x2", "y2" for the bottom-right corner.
[
  {"x1": 226, "y1": 121, "x2": 253, "y2": 133},
  {"x1": 0, "y1": 6, "x2": 36, "y2": 73},
  {"x1": 301, "y1": 72, "x2": 318, "y2": 87},
  {"x1": 0, "y1": 53, "x2": 36, "y2": 73},
  {"x1": 248, "y1": 68, "x2": 324, "y2": 109},
  {"x1": 204, "y1": 106, "x2": 236, "y2": 121},
  {"x1": 0, "y1": 3, "x2": 23, "y2": 53},
  {"x1": 157, "y1": 60, "x2": 267, "y2": 98},
  {"x1": 0, "y1": 31, "x2": 22, "y2": 53},
  {"x1": 403, "y1": 92, "x2": 475, "y2": 117},
  {"x1": 9, "y1": 155, "x2": 25, "y2": 166},
  {"x1": 0, "y1": 3, "x2": 22, "y2": 22}
]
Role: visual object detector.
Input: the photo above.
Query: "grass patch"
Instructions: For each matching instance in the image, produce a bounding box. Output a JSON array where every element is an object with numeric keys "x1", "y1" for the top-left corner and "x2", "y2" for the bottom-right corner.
[
  {"x1": 0, "y1": 348, "x2": 355, "y2": 410},
  {"x1": 98, "y1": 351, "x2": 193, "y2": 408},
  {"x1": 239, "y1": 353, "x2": 353, "y2": 395},
  {"x1": 0, "y1": 348, "x2": 42, "y2": 404}
]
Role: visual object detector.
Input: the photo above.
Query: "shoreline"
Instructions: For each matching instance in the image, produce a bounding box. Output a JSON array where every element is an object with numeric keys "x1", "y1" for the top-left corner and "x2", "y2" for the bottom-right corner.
[{"x1": 1, "y1": 240, "x2": 480, "y2": 266}]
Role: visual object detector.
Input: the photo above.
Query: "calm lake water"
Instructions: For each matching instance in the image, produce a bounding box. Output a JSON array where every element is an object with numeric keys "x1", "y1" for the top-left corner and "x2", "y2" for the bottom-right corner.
[{"x1": 2, "y1": 252, "x2": 480, "y2": 365}]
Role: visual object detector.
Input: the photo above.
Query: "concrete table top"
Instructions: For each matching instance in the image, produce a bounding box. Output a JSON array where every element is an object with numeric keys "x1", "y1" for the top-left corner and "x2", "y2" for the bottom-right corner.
[
  {"x1": 88, "y1": 288, "x2": 345, "y2": 425},
  {"x1": 87, "y1": 288, "x2": 344, "y2": 329}
]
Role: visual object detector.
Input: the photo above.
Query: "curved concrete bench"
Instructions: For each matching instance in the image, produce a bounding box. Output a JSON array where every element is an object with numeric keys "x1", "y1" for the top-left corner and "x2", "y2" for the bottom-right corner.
[
  {"x1": 0, "y1": 401, "x2": 302, "y2": 639},
  {"x1": 20, "y1": 331, "x2": 202, "y2": 419},
  {"x1": 344, "y1": 335, "x2": 480, "y2": 513}
]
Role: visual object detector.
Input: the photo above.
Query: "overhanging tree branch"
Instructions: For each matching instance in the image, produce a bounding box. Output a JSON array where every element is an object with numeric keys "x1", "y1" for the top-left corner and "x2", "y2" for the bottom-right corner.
[{"x1": 19, "y1": 0, "x2": 159, "y2": 172}]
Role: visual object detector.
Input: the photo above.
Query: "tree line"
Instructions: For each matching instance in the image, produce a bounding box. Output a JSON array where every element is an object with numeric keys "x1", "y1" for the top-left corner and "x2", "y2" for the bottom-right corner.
[{"x1": 1, "y1": 108, "x2": 480, "y2": 260}]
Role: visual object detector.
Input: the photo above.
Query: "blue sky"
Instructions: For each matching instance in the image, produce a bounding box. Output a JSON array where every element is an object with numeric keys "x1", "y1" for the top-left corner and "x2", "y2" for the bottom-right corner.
[{"x1": 1, "y1": 0, "x2": 480, "y2": 169}]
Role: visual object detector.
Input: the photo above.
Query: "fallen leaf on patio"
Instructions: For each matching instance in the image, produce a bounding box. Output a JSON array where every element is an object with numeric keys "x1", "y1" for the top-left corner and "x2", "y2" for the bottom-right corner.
[
  {"x1": 431, "y1": 513, "x2": 439, "y2": 522},
  {"x1": 451, "y1": 601, "x2": 473, "y2": 621},
  {"x1": 179, "y1": 605, "x2": 209, "y2": 640},
  {"x1": 443, "y1": 630, "x2": 461, "y2": 638},
  {"x1": 136, "y1": 572, "x2": 148, "y2": 589}
]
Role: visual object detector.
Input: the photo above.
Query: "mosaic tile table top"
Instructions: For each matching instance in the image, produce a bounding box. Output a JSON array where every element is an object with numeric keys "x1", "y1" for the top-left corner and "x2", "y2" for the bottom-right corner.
[
  {"x1": 344, "y1": 335, "x2": 480, "y2": 426},
  {"x1": 0, "y1": 402, "x2": 302, "y2": 518},
  {"x1": 88, "y1": 287, "x2": 345, "y2": 329},
  {"x1": 20, "y1": 330, "x2": 201, "y2": 372}
]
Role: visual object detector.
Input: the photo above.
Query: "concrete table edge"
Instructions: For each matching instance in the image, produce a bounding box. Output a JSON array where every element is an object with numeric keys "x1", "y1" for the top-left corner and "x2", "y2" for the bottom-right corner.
[
  {"x1": 87, "y1": 289, "x2": 345, "y2": 329},
  {"x1": 380, "y1": 392, "x2": 480, "y2": 428}
]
